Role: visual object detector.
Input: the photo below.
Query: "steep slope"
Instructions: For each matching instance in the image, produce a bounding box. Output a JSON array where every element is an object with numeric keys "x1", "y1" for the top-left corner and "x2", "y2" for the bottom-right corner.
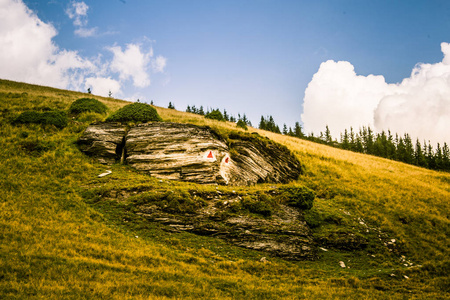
[{"x1": 0, "y1": 79, "x2": 449, "y2": 299}]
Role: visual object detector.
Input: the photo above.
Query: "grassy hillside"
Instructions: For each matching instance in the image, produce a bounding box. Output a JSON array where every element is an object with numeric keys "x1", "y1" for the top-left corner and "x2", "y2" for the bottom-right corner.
[{"x1": 0, "y1": 78, "x2": 448, "y2": 299}]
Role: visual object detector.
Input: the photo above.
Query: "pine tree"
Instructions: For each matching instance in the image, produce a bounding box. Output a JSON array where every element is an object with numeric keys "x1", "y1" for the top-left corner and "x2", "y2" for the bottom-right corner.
[
  {"x1": 294, "y1": 122, "x2": 303, "y2": 138},
  {"x1": 223, "y1": 109, "x2": 229, "y2": 121},
  {"x1": 288, "y1": 127, "x2": 294, "y2": 136},
  {"x1": 442, "y1": 143, "x2": 450, "y2": 171},
  {"x1": 435, "y1": 143, "x2": 443, "y2": 170},
  {"x1": 341, "y1": 129, "x2": 350, "y2": 150},
  {"x1": 386, "y1": 130, "x2": 395, "y2": 159},
  {"x1": 324, "y1": 125, "x2": 332, "y2": 144},
  {"x1": 427, "y1": 143, "x2": 435, "y2": 169},
  {"x1": 349, "y1": 127, "x2": 356, "y2": 151},
  {"x1": 259, "y1": 116, "x2": 266, "y2": 130},
  {"x1": 414, "y1": 139, "x2": 427, "y2": 167},
  {"x1": 282, "y1": 124, "x2": 288, "y2": 135},
  {"x1": 403, "y1": 134, "x2": 414, "y2": 164},
  {"x1": 186, "y1": 105, "x2": 191, "y2": 113},
  {"x1": 199, "y1": 106, "x2": 204, "y2": 115}
]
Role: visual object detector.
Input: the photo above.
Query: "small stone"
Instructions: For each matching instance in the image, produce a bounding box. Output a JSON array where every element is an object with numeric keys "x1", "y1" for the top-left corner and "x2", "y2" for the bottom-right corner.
[
  {"x1": 403, "y1": 275, "x2": 409, "y2": 279},
  {"x1": 135, "y1": 236, "x2": 139, "y2": 238},
  {"x1": 260, "y1": 257, "x2": 267, "y2": 263},
  {"x1": 391, "y1": 239, "x2": 396, "y2": 243},
  {"x1": 339, "y1": 261, "x2": 346, "y2": 268},
  {"x1": 319, "y1": 247, "x2": 328, "y2": 252},
  {"x1": 390, "y1": 273, "x2": 396, "y2": 277},
  {"x1": 98, "y1": 170, "x2": 112, "y2": 177}
]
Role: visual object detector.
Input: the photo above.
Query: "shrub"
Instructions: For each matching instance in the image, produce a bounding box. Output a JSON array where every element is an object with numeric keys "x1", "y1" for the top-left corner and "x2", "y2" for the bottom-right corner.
[
  {"x1": 205, "y1": 109, "x2": 224, "y2": 121},
  {"x1": 236, "y1": 119, "x2": 248, "y2": 130},
  {"x1": 68, "y1": 98, "x2": 108, "y2": 115},
  {"x1": 106, "y1": 103, "x2": 162, "y2": 123},
  {"x1": 13, "y1": 110, "x2": 68, "y2": 129},
  {"x1": 278, "y1": 185, "x2": 315, "y2": 210}
]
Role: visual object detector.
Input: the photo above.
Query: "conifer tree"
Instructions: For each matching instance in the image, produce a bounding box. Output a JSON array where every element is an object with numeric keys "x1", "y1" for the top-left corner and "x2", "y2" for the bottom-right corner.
[
  {"x1": 442, "y1": 143, "x2": 450, "y2": 171},
  {"x1": 294, "y1": 122, "x2": 303, "y2": 138},
  {"x1": 288, "y1": 127, "x2": 294, "y2": 136},
  {"x1": 324, "y1": 125, "x2": 332, "y2": 144},
  {"x1": 414, "y1": 139, "x2": 427, "y2": 167},
  {"x1": 223, "y1": 109, "x2": 229, "y2": 121}
]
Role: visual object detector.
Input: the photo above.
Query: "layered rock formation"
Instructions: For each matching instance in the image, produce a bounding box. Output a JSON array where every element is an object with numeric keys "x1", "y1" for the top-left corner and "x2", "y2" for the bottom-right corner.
[
  {"x1": 100, "y1": 187, "x2": 317, "y2": 260},
  {"x1": 78, "y1": 122, "x2": 302, "y2": 186}
]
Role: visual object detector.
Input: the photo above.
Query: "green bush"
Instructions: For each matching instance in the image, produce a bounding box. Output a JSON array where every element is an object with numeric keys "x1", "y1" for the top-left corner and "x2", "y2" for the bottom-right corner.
[
  {"x1": 106, "y1": 102, "x2": 162, "y2": 123},
  {"x1": 236, "y1": 119, "x2": 248, "y2": 130},
  {"x1": 278, "y1": 185, "x2": 315, "y2": 210},
  {"x1": 68, "y1": 98, "x2": 108, "y2": 115},
  {"x1": 205, "y1": 109, "x2": 224, "y2": 121},
  {"x1": 13, "y1": 110, "x2": 68, "y2": 129}
]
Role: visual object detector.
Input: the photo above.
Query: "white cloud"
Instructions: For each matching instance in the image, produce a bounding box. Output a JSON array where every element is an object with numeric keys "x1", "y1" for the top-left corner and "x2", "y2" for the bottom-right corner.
[
  {"x1": 152, "y1": 55, "x2": 167, "y2": 73},
  {"x1": 85, "y1": 77, "x2": 121, "y2": 97},
  {"x1": 0, "y1": 0, "x2": 165, "y2": 101},
  {"x1": 0, "y1": 0, "x2": 94, "y2": 89},
  {"x1": 66, "y1": 1, "x2": 97, "y2": 37},
  {"x1": 302, "y1": 43, "x2": 450, "y2": 144},
  {"x1": 74, "y1": 27, "x2": 97, "y2": 38},
  {"x1": 108, "y1": 44, "x2": 153, "y2": 88}
]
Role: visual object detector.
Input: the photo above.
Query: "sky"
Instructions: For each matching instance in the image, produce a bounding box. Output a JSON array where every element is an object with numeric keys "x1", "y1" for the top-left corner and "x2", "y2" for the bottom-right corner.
[{"x1": 1, "y1": 0, "x2": 450, "y2": 144}]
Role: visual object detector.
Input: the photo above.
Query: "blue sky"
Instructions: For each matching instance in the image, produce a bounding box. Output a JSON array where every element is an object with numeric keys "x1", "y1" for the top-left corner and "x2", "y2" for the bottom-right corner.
[{"x1": 2, "y1": 0, "x2": 450, "y2": 142}]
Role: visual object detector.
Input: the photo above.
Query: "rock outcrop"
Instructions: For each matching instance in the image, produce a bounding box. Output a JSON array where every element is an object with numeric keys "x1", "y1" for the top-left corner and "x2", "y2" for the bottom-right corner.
[
  {"x1": 78, "y1": 122, "x2": 302, "y2": 185},
  {"x1": 101, "y1": 187, "x2": 317, "y2": 260},
  {"x1": 77, "y1": 122, "x2": 127, "y2": 165},
  {"x1": 126, "y1": 123, "x2": 229, "y2": 184}
]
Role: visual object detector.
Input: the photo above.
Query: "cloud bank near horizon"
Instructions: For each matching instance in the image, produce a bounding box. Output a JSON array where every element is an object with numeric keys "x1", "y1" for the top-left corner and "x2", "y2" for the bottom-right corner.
[
  {"x1": 302, "y1": 43, "x2": 450, "y2": 145},
  {"x1": 0, "y1": 0, "x2": 166, "y2": 98}
]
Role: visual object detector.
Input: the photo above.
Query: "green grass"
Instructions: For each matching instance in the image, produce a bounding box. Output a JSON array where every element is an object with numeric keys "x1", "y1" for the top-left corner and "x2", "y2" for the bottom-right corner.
[{"x1": 0, "y1": 78, "x2": 449, "y2": 299}]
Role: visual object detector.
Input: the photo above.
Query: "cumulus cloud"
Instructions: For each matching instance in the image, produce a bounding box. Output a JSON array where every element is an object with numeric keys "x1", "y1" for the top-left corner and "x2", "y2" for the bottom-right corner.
[
  {"x1": 0, "y1": 0, "x2": 166, "y2": 98},
  {"x1": 0, "y1": 0, "x2": 95, "y2": 89},
  {"x1": 66, "y1": 1, "x2": 97, "y2": 37},
  {"x1": 85, "y1": 77, "x2": 121, "y2": 97},
  {"x1": 152, "y1": 55, "x2": 167, "y2": 73},
  {"x1": 302, "y1": 43, "x2": 450, "y2": 144},
  {"x1": 109, "y1": 44, "x2": 166, "y2": 87}
]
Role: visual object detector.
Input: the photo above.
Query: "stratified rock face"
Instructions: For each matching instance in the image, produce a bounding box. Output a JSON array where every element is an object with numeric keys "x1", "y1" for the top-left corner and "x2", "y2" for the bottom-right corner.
[
  {"x1": 224, "y1": 135, "x2": 302, "y2": 185},
  {"x1": 78, "y1": 122, "x2": 302, "y2": 185},
  {"x1": 77, "y1": 122, "x2": 127, "y2": 165},
  {"x1": 126, "y1": 123, "x2": 229, "y2": 184}
]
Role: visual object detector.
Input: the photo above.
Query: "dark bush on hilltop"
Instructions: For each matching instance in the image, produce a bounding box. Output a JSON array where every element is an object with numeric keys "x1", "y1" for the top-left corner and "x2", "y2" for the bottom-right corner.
[
  {"x1": 278, "y1": 185, "x2": 315, "y2": 210},
  {"x1": 205, "y1": 109, "x2": 225, "y2": 121},
  {"x1": 13, "y1": 110, "x2": 68, "y2": 129},
  {"x1": 69, "y1": 98, "x2": 108, "y2": 115},
  {"x1": 106, "y1": 102, "x2": 162, "y2": 123},
  {"x1": 236, "y1": 119, "x2": 248, "y2": 130}
]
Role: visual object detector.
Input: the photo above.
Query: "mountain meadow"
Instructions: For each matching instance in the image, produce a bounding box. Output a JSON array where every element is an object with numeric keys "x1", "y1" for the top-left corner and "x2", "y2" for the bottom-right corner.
[{"x1": 0, "y1": 79, "x2": 449, "y2": 299}]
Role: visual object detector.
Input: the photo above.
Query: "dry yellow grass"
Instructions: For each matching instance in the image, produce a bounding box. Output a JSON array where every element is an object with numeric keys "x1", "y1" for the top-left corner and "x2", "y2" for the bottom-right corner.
[{"x1": 0, "y1": 79, "x2": 449, "y2": 299}]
